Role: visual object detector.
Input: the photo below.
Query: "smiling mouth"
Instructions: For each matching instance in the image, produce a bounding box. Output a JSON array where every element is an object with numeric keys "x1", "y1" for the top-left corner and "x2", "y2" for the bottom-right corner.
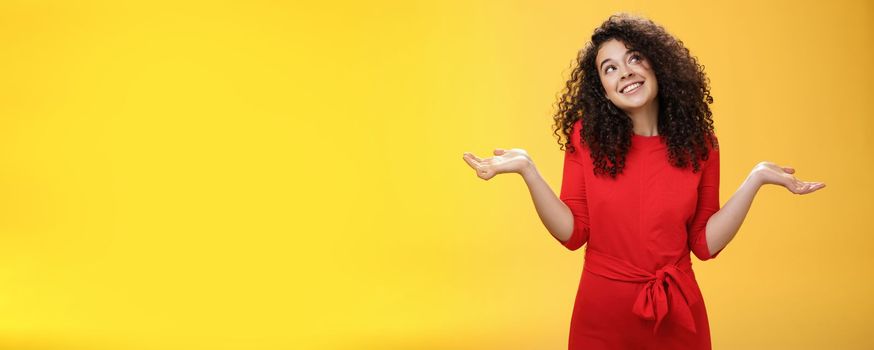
[{"x1": 621, "y1": 81, "x2": 644, "y2": 94}]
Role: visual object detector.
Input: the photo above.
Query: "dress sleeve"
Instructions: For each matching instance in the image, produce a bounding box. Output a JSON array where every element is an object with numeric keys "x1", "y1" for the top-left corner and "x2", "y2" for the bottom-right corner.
[
  {"x1": 688, "y1": 136, "x2": 723, "y2": 261},
  {"x1": 557, "y1": 121, "x2": 590, "y2": 251}
]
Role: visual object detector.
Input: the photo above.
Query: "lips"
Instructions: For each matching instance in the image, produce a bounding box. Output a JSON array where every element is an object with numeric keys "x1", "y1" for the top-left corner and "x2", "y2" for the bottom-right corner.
[{"x1": 620, "y1": 81, "x2": 644, "y2": 94}]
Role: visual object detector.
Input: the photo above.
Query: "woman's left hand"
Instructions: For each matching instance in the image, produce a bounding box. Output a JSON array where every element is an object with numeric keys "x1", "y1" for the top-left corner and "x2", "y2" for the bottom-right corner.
[{"x1": 749, "y1": 161, "x2": 826, "y2": 194}]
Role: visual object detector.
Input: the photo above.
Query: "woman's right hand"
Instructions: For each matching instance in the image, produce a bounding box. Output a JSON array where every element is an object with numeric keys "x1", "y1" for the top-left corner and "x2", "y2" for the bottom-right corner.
[{"x1": 462, "y1": 148, "x2": 534, "y2": 180}]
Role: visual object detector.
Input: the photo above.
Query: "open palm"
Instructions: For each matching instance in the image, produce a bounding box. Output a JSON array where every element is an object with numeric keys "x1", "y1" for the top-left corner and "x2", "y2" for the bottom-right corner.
[
  {"x1": 462, "y1": 148, "x2": 532, "y2": 180},
  {"x1": 752, "y1": 161, "x2": 826, "y2": 194}
]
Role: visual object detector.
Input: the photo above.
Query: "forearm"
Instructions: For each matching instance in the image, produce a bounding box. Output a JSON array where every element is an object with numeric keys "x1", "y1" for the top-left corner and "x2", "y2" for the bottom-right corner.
[
  {"x1": 705, "y1": 175, "x2": 762, "y2": 256},
  {"x1": 519, "y1": 164, "x2": 575, "y2": 243}
]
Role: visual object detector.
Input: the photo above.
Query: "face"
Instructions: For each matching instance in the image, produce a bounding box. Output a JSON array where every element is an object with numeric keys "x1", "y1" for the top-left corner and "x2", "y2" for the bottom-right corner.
[{"x1": 595, "y1": 39, "x2": 658, "y2": 114}]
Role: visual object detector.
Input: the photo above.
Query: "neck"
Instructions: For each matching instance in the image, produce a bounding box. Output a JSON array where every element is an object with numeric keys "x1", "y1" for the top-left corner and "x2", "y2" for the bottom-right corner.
[{"x1": 625, "y1": 99, "x2": 660, "y2": 136}]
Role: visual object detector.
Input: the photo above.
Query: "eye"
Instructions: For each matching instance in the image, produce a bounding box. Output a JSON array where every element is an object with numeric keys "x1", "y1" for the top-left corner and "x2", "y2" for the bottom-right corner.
[
  {"x1": 630, "y1": 54, "x2": 642, "y2": 63},
  {"x1": 605, "y1": 66, "x2": 615, "y2": 73}
]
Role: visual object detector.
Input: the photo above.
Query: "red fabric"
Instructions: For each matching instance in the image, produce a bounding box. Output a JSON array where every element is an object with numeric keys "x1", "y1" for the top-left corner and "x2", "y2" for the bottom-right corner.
[{"x1": 557, "y1": 119, "x2": 723, "y2": 349}]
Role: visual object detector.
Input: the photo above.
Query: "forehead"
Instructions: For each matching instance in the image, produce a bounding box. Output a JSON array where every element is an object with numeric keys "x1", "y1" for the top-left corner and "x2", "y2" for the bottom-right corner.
[{"x1": 596, "y1": 39, "x2": 632, "y2": 62}]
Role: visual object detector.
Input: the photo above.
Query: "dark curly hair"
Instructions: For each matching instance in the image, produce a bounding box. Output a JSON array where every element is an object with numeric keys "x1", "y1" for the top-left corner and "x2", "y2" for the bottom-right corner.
[{"x1": 552, "y1": 13, "x2": 718, "y2": 178}]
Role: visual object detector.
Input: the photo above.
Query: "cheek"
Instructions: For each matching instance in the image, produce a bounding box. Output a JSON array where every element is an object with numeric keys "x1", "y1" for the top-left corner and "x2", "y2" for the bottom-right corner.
[
  {"x1": 637, "y1": 69, "x2": 656, "y2": 87},
  {"x1": 605, "y1": 86, "x2": 619, "y2": 100},
  {"x1": 644, "y1": 66, "x2": 657, "y2": 80},
  {"x1": 646, "y1": 75, "x2": 657, "y2": 92},
  {"x1": 600, "y1": 81, "x2": 613, "y2": 96}
]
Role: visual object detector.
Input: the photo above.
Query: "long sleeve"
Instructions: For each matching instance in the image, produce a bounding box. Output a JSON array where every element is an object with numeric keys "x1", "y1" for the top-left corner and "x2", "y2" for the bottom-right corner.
[
  {"x1": 557, "y1": 122, "x2": 590, "y2": 251},
  {"x1": 687, "y1": 136, "x2": 723, "y2": 261}
]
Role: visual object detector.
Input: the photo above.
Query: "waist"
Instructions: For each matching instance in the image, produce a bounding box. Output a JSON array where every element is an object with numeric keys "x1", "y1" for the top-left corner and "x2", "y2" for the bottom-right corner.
[
  {"x1": 583, "y1": 248, "x2": 693, "y2": 282},
  {"x1": 582, "y1": 247, "x2": 702, "y2": 335}
]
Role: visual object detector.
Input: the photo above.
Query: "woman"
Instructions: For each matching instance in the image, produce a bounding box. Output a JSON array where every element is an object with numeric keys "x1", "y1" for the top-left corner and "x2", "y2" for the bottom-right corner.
[{"x1": 461, "y1": 13, "x2": 825, "y2": 350}]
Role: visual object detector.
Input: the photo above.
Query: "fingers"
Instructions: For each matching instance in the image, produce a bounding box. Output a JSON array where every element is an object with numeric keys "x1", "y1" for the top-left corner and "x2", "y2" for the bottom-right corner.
[
  {"x1": 793, "y1": 183, "x2": 812, "y2": 194},
  {"x1": 784, "y1": 177, "x2": 807, "y2": 194},
  {"x1": 794, "y1": 181, "x2": 811, "y2": 194},
  {"x1": 782, "y1": 166, "x2": 795, "y2": 174},
  {"x1": 801, "y1": 182, "x2": 826, "y2": 194},
  {"x1": 494, "y1": 148, "x2": 506, "y2": 156},
  {"x1": 464, "y1": 151, "x2": 499, "y2": 167},
  {"x1": 463, "y1": 152, "x2": 494, "y2": 180},
  {"x1": 462, "y1": 153, "x2": 476, "y2": 168},
  {"x1": 462, "y1": 153, "x2": 484, "y2": 170},
  {"x1": 463, "y1": 152, "x2": 484, "y2": 163},
  {"x1": 787, "y1": 181, "x2": 826, "y2": 194}
]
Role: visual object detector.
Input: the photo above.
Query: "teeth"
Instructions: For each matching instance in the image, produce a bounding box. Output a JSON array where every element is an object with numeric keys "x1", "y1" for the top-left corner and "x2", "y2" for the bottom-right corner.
[{"x1": 622, "y1": 82, "x2": 642, "y2": 93}]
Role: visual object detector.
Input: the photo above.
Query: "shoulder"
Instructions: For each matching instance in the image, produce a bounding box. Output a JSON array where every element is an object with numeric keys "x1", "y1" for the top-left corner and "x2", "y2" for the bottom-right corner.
[
  {"x1": 572, "y1": 118, "x2": 586, "y2": 135},
  {"x1": 707, "y1": 132, "x2": 720, "y2": 153},
  {"x1": 569, "y1": 119, "x2": 587, "y2": 151},
  {"x1": 703, "y1": 132, "x2": 720, "y2": 164},
  {"x1": 566, "y1": 120, "x2": 594, "y2": 166},
  {"x1": 573, "y1": 118, "x2": 583, "y2": 131}
]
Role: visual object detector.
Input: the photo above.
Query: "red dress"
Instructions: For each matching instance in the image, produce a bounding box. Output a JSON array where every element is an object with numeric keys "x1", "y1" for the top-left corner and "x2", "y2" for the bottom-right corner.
[{"x1": 557, "y1": 119, "x2": 724, "y2": 349}]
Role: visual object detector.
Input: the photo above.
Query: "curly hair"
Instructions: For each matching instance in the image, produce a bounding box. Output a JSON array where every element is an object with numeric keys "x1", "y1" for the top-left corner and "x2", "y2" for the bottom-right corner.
[{"x1": 552, "y1": 13, "x2": 718, "y2": 178}]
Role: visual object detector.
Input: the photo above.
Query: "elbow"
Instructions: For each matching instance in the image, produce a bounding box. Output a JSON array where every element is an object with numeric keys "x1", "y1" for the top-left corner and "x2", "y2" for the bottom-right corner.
[
  {"x1": 562, "y1": 238, "x2": 585, "y2": 251},
  {"x1": 560, "y1": 224, "x2": 588, "y2": 251},
  {"x1": 690, "y1": 229, "x2": 723, "y2": 261},
  {"x1": 558, "y1": 200, "x2": 589, "y2": 251},
  {"x1": 565, "y1": 241, "x2": 586, "y2": 251},
  {"x1": 689, "y1": 213, "x2": 724, "y2": 261},
  {"x1": 694, "y1": 245, "x2": 724, "y2": 261},
  {"x1": 692, "y1": 247, "x2": 717, "y2": 261}
]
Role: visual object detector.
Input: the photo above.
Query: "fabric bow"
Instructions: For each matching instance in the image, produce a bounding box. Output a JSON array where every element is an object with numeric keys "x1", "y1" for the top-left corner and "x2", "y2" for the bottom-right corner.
[
  {"x1": 583, "y1": 248, "x2": 703, "y2": 335},
  {"x1": 630, "y1": 264, "x2": 702, "y2": 335}
]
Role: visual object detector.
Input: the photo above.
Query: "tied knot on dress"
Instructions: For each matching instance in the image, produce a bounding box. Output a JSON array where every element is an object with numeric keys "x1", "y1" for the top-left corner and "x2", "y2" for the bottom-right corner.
[{"x1": 583, "y1": 248, "x2": 703, "y2": 335}]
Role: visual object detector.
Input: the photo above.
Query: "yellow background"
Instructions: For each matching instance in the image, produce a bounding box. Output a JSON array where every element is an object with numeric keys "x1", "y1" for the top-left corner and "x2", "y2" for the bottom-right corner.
[{"x1": 0, "y1": 1, "x2": 871, "y2": 349}]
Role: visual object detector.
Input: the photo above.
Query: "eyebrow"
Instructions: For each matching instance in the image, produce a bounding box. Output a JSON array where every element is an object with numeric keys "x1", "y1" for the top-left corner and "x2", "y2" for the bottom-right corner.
[{"x1": 599, "y1": 50, "x2": 636, "y2": 70}]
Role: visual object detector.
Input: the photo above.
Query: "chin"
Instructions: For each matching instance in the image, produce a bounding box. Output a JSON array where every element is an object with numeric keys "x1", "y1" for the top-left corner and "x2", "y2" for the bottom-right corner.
[
  {"x1": 618, "y1": 99, "x2": 647, "y2": 109},
  {"x1": 622, "y1": 95, "x2": 654, "y2": 108},
  {"x1": 618, "y1": 100, "x2": 653, "y2": 112}
]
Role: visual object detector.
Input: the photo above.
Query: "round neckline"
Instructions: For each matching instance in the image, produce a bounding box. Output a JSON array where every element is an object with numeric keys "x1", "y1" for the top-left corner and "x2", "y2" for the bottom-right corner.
[{"x1": 631, "y1": 132, "x2": 664, "y2": 147}]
